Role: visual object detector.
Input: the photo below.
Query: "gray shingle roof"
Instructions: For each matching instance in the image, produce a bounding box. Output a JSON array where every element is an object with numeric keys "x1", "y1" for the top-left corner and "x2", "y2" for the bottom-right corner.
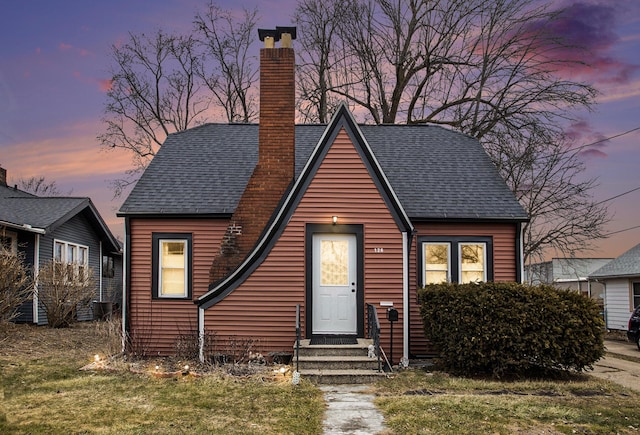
[
  {"x1": 590, "y1": 243, "x2": 640, "y2": 278},
  {"x1": 0, "y1": 185, "x2": 88, "y2": 230},
  {"x1": 119, "y1": 123, "x2": 527, "y2": 220},
  {"x1": 0, "y1": 185, "x2": 120, "y2": 252}
]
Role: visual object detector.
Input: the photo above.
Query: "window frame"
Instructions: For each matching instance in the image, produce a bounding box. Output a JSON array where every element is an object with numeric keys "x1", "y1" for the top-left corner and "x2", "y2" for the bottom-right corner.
[
  {"x1": 152, "y1": 233, "x2": 192, "y2": 300},
  {"x1": 418, "y1": 236, "x2": 493, "y2": 287},
  {"x1": 632, "y1": 282, "x2": 640, "y2": 310},
  {"x1": 53, "y1": 239, "x2": 89, "y2": 279},
  {"x1": 422, "y1": 242, "x2": 452, "y2": 285}
]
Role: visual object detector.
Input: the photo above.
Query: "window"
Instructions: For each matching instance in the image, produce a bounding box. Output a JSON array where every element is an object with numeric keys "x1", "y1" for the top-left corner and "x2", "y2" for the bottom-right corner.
[
  {"x1": 53, "y1": 240, "x2": 89, "y2": 279},
  {"x1": 1, "y1": 230, "x2": 18, "y2": 254},
  {"x1": 419, "y1": 237, "x2": 493, "y2": 286},
  {"x1": 460, "y1": 243, "x2": 486, "y2": 283},
  {"x1": 102, "y1": 255, "x2": 115, "y2": 278},
  {"x1": 423, "y1": 243, "x2": 451, "y2": 284},
  {"x1": 152, "y1": 233, "x2": 192, "y2": 299},
  {"x1": 633, "y1": 283, "x2": 640, "y2": 309}
]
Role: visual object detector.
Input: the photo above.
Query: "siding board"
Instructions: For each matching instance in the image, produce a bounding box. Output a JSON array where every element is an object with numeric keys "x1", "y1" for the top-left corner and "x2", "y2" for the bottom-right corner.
[{"x1": 204, "y1": 129, "x2": 405, "y2": 359}]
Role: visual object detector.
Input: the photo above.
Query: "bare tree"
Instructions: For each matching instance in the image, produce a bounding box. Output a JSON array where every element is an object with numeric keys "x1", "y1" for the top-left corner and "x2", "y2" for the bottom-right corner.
[
  {"x1": 99, "y1": 29, "x2": 209, "y2": 196},
  {"x1": 194, "y1": 2, "x2": 260, "y2": 123},
  {"x1": 37, "y1": 261, "x2": 95, "y2": 328},
  {"x1": 488, "y1": 128, "x2": 609, "y2": 265},
  {"x1": 17, "y1": 176, "x2": 71, "y2": 196},
  {"x1": 0, "y1": 246, "x2": 33, "y2": 323},
  {"x1": 295, "y1": 0, "x2": 605, "y2": 260},
  {"x1": 294, "y1": 0, "x2": 347, "y2": 123}
]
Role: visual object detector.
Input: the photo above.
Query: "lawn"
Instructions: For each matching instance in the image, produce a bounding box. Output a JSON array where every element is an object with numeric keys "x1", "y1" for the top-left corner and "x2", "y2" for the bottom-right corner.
[
  {"x1": 2, "y1": 321, "x2": 640, "y2": 434},
  {"x1": 0, "y1": 321, "x2": 324, "y2": 434},
  {"x1": 373, "y1": 370, "x2": 640, "y2": 434}
]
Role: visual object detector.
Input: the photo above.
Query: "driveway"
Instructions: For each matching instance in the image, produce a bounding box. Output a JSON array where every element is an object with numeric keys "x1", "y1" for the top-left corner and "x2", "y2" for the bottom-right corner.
[{"x1": 590, "y1": 340, "x2": 640, "y2": 392}]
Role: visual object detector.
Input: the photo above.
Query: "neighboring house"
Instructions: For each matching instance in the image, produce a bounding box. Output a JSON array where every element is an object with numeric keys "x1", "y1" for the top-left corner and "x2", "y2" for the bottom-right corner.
[
  {"x1": 525, "y1": 258, "x2": 612, "y2": 301},
  {"x1": 0, "y1": 167, "x2": 122, "y2": 325},
  {"x1": 118, "y1": 28, "x2": 528, "y2": 363},
  {"x1": 589, "y1": 243, "x2": 640, "y2": 331}
]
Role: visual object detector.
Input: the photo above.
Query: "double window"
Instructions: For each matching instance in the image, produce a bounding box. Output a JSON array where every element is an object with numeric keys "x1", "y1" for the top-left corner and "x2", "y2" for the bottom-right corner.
[
  {"x1": 152, "y1": 233, "x2": 192, "y2": 299},
  {"x1": 54, "y1": 240, "x2": 89, "y2": 279},
  {"x1": 419, "y1": 236, "x2": 493, "y2": 285}
]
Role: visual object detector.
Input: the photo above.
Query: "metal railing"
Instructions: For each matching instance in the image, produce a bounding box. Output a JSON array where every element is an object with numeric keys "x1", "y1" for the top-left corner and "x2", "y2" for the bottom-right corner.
[
  {"x1": 366, "y1": 303, "x2": 382, "y2": 372},
  {"x1": 295, "y1": 304, "x2": 301, "y2": 372}
]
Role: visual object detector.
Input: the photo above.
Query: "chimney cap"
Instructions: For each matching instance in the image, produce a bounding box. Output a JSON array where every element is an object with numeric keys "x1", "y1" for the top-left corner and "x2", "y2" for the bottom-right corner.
[{"x1": 258, "y1": 26, "x2": 297, "y2": 42}]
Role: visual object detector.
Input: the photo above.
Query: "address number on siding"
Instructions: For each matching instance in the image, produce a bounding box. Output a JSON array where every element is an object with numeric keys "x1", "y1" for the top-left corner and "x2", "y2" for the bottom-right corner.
[{"x1": 374, "y1": 248, "x2": 384, "y2": 253}]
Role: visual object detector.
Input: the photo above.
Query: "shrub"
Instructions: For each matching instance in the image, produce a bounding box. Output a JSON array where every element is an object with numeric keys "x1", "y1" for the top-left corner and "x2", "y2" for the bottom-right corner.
[
  {"x1": 418, "y1": 282, "x2": 604, "y2": 377},
  {"x1": 0, "y1": 246, "x2": 34, "y2": 322},
  {"x1": 37, "y1": 261, "x2": 95, "y2": 328}
]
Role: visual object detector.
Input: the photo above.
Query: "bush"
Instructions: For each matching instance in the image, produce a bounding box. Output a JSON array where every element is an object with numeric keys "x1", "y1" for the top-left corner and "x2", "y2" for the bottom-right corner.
[
  {"x1": 418, "y1": 282, "x2": 604, "y2": 377},
  {"x1": 37, "y1": 261, "x2": 95, "y2": 328},
  {"x1": 0, "y1": 247, "x2": 34, "y2": 322}
]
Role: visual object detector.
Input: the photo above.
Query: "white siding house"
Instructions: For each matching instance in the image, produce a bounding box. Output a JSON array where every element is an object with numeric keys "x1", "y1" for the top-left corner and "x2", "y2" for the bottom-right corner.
[{"x1": 590, "y1": 243, "x2": 640, "y2": 332}]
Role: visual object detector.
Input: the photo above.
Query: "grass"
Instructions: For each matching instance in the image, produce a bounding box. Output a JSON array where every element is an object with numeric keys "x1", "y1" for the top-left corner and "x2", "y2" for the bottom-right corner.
[
  {"x1": 2, "y1": 321, "x2": 640, "y2": 434},
  {"x1": 0, "y1": 321, "x2": 324, "y2": 434},
  {"x1": 372, "y1": 370, "x2": 640, "y2": 434}
]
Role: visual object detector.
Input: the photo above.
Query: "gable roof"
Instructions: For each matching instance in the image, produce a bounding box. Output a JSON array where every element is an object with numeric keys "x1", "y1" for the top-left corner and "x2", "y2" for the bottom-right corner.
[
  {"x1": 118, "y1": 120, "x2": 527, "y2": 221},
  {"x1": 198, "y1": 104, "x2": 413, "y2": 308},
  {"x1": 590, "y1": 243, "x2": 640, "y2": 279},
  {"x1": 0, "y1": 184, "x2": 120, "y2": 253}
]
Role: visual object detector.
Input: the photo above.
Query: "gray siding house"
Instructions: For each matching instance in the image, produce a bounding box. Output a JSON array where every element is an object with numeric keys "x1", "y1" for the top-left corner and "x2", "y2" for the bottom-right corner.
[
  {"x1": 0, "y1": 167, "x2": 121, "y2": 325},
  {"x1": 590, "y1": 243, "x2": 640, "y2": 331}
]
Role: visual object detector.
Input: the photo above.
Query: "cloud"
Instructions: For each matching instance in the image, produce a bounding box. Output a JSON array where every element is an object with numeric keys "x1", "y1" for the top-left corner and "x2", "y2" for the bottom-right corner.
[
  {"x1": 565, "y1": 119, "x2": 609, "y2": 158},
  {"x1": 57, "y1": 42, "x2": 93, "y2": 57},
  {"x1": 524, "y1": 2, "x2": 640, "y2": 84}
]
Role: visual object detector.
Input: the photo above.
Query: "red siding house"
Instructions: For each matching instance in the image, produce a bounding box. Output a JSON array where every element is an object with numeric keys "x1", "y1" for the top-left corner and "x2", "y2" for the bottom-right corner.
[{"x1": 118, "y1": 28, "x2": 528, "y2": 365}]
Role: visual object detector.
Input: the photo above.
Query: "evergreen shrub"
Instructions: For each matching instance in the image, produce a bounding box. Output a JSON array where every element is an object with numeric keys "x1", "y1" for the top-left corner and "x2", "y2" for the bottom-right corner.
[{"x1": 418, "y1": 282, "x2": 604, "y2": 377}]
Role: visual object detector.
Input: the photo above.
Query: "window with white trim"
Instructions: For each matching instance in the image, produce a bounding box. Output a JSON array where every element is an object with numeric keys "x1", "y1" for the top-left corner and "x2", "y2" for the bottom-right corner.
[
  {"x1": 423, "y1": 242, "x2": 451, "y2": 284},
  {"x1": 53, "y1": 240, "x2": 89, "y2": 279},
  {"x1": 419, "y1": 237, "x2": 493, "y2": 286},
  {"x1": 459, "y1": 243, "x2": 487, "y2": 283},
  {"x1": 152, "y1": 233, "x2": 192, "y2": 299}
]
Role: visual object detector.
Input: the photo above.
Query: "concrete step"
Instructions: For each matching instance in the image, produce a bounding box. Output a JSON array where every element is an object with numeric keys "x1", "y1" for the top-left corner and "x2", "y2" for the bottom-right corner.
[
  {"x1": 294, "y1": 339, "x2": 374, "y2": 357},
  {"x1": 296, "y1": 355, "x2": 381, "y2": 371},
  {"x1": 298, "y1": 369, "x2": 390, "y2": 385}
]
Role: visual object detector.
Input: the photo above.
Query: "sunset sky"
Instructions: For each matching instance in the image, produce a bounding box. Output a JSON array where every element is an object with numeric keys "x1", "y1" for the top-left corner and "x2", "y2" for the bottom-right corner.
[{"x1": 1, "y1": 0, "x2": 639, "y2": 260}]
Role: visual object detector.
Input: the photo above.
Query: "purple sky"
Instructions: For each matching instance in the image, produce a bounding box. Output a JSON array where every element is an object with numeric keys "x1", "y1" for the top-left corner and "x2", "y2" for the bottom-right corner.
[{"x1": 1, "y1": 0, "x2": 639, "y2": 260}]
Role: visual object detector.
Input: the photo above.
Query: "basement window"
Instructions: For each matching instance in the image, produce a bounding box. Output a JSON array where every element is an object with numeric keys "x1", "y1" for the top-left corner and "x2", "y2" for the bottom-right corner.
[{"x1": 152, "y1": 233, "x2": 192, "y2": 299}]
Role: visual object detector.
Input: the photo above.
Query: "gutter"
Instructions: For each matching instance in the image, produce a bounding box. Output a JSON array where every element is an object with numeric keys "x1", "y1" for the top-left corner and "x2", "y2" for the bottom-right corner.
[{"x1": 0, "y1": 220, "x2": 46, "y2": 234}]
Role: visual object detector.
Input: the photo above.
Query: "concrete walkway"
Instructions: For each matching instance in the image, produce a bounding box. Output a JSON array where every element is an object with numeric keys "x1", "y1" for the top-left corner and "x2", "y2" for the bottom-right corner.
[{"x1": 320, "y1": 385, "x2": 388, "y2": 434}]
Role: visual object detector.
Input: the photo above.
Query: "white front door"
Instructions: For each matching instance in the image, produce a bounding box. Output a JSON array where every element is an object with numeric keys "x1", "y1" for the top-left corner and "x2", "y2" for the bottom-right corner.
[{"x1": 312, "y1": 233, "x2": 357, "y2": 335}]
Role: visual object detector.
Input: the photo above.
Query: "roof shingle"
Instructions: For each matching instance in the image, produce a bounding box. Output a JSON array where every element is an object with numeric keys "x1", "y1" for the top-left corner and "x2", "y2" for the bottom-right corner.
[{"x1": 118, "y1": 123, "x2": 527, "y2": 220}]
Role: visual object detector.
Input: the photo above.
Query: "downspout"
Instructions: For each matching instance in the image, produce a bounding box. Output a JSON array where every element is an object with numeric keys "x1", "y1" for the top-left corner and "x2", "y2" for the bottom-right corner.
[
  {"x1": 122, "y1": 218, "x2": 130, "y2": 354},
  {"x1": 99, "y1": 240, "x2": 103, "y2": 301},
  {"x1": 402, "y1": 231, "x2": 409, "y2": 366},
  {"x1": 516, "y1": 222, "x2": 524, "y2": 283},
  {"x1": 33, "y1": 234, "x2": 40, "y2": 324},
  {"x1": 198, "y1": 307, "x2": 205, "y2": 363}
]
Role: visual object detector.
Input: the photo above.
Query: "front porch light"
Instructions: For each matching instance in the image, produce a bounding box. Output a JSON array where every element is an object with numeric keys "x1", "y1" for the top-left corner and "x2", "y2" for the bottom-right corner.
[{"x1": 332, "y1": 215, "x2": 338, "y2": 225}]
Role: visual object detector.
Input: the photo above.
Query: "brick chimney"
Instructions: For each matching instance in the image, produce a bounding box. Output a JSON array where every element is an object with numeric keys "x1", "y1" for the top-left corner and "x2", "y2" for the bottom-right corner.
[
  {"x1": 209, "y1": 27, "x2": 296, "y2": 284},
  {"x1": 0, "y1": 166, "x2": 6, "y2": 186}
]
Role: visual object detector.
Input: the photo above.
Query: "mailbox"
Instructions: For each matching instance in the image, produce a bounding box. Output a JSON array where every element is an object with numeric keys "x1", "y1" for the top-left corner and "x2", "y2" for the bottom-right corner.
[{"x1": 387, "y1": 307, "x2": 398, "y2": 322}]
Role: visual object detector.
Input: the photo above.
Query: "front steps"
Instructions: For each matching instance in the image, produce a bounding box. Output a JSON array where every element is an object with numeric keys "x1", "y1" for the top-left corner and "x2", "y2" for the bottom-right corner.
[{"x1": 293, "y1": 338, "x2": 390, "y2": 384}]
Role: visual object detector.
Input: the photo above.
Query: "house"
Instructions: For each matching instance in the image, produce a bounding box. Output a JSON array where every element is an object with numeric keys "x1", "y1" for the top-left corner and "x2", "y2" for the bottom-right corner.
[
  {"x1": 0, "y1": 167, "x2": 122, "y2": 324},
  {"x1": 117, "y1": 28, "x2": 528, "y2": 364},
  {"x1": 525, "y1": 258, "x2": 612, "y2": 302},
  {"x1": 589, "y1": 243, "x2": 640, "y2": 331}
]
